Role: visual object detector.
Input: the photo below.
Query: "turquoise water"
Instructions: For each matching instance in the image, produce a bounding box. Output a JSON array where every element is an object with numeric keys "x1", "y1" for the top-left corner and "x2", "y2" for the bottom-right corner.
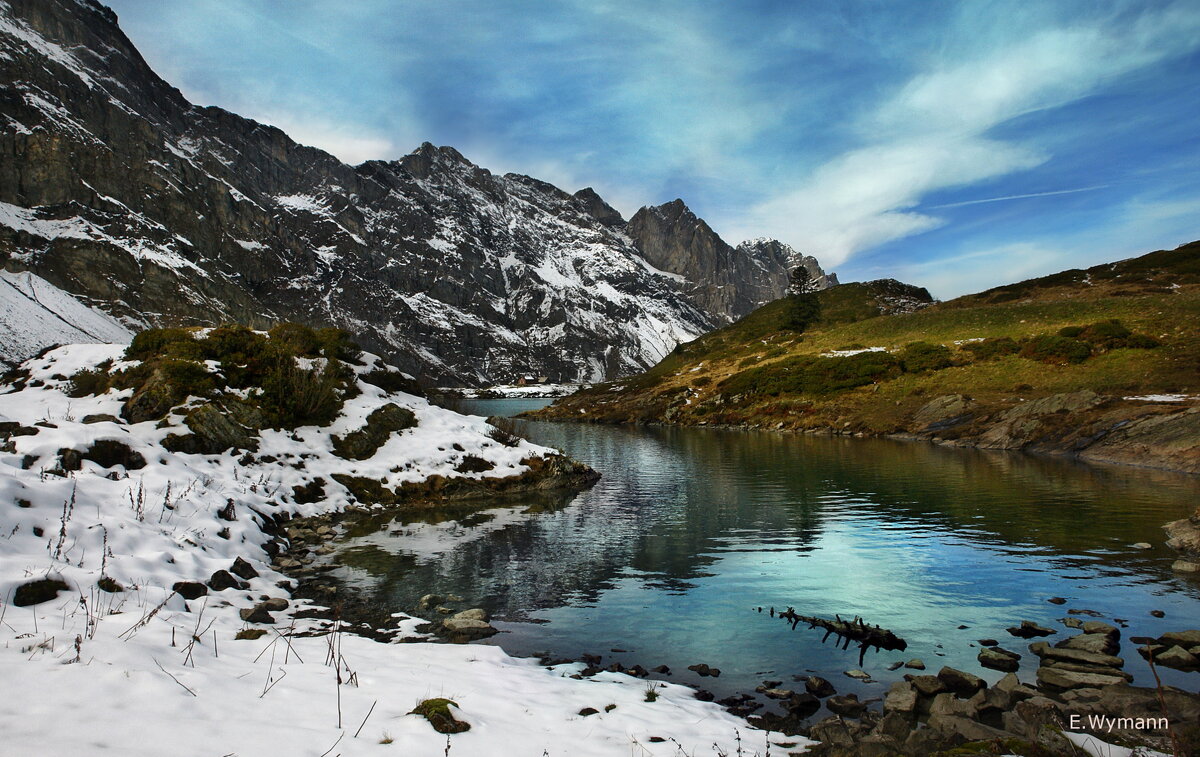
[{"x1": 329, "y1": 398, "x2": 1200, "y2": 714}]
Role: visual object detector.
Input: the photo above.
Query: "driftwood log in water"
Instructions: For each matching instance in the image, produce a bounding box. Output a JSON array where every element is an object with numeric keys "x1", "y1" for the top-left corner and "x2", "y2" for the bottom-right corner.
[{"x1": 769, "y1": 608, "x2": 908, "y2": 666}]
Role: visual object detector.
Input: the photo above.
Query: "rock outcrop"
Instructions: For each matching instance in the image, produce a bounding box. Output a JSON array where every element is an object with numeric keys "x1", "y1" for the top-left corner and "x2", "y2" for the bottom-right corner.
[{"x1": 625, "y1": 200, "x2": 835, "y2": 320}]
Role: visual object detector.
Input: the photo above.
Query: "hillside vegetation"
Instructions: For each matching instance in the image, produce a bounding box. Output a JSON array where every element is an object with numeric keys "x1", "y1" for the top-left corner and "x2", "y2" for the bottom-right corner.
[{"x1": 534, "y1": 241, "x2": 1200, "y2": 472}]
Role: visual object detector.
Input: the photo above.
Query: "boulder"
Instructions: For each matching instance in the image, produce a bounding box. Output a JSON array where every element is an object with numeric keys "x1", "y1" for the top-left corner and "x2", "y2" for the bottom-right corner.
[
  {"x1": 1028, "y1": 641, "x2": 1123, "y2": 668},
  {"x1": 927, "y1": 693, "x2": 973, "y2": 719},
  {"x1": 843, "y1": 669, "x2": 870, "y2": 681},
  {"x1": 882, "y1": 681, "x2": 918, "y2": 714},
  {"x1": 1055, "y1": 632, "x2": 1119, "y2": 656},
  {"x1": 1164, "y1": 507, "x2": 1200, "y2": 556},
  {"x1": 1007, "y1": 620, "x2": 1056, "y2": 638},
  {"x1": 260, "y1": 597, "x2": 289, "y2": 612},
  {"x1": 207, "y1": 570, "x2": 245, "y2": 592},
  {"x1": 826, "y1": 694, "x2": 867, "y2": 718},
  {"x1": 1160, "y1": 629, "x2": 1200, "y2": 647},
  {"x1": 1040, "y1": 660, "x2": 1132, "y2": 682},
  {"x1": 162, "y1": 403, "x2": 259, "y2": 454},
  {"x1": 936, "y1": 666, "x2": 985, "y2": 697},
  {"x1": 907, "y1": 675, "x2": 946, "y2": 697},
  {"x1": 1081, "y1": 620, "x2": 1119, "y2": 637},
  {"x1": 926, "y1": 714, "x2": 1014, "y2": 744},
  {"x1": 978, "y1": 646, "x2": 1021, "y2": 672},
  {"x1": 450, "y1": 608, "x2": 488, "y2": 622},
  {"x1": 1036, "y1": 665, "x2": 1128, "y2": 690},
  {"x1": 1153, "y1": 645, "x2": 1199, "y2": 669},
  {"x1": 230, "y1": 556, "x2": 259, "y2": 580},
  {"x1": 172, "y1": 581, "x2": 208, "y2": 600},
  {"x1": 239, "y1": 605, "x2": 275, "y2": 624},
  {"x1": 442, "y1": 617, "x2": 497, "y2": 639},
  {"x1": 805, "y1": 676, "x2": 836, "y2": 698},
  {"x1": 903, "y1": 659, "x2": 925, "y2": 670},
  {"x1": 993, "y1": 672, "x2": 1038, "y2": 702},
  {"x1": 912, "y1": 395, "x2": 974, "y2": 430}
]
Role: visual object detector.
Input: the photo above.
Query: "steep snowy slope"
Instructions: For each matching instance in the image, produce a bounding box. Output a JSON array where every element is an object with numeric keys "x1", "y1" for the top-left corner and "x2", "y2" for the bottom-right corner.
[{"x1": 0, "y1": 268, "x2": 133, "y2": 367}]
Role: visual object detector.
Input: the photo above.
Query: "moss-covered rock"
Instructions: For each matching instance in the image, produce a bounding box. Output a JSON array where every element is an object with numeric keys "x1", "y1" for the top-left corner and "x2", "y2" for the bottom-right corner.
[
  {"x1": 331, "y1": 403, "x2": 417, "y2": 460},
  {"x1": 163, "y1": 403, "x2": 259, "y2": 454},
  {"x1": 13, "y1": 577, "x2": 70, "y2": 606},
  {"x1": 410, "y1": 698, "x2": 470, "y2": 733}
]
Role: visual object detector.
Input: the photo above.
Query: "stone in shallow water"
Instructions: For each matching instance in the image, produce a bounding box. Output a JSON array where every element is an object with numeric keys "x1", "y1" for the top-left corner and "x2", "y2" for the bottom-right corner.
[
  {"x1": 978, "y1": 646, "x2": 1021, "y2": 672},
  {"x1": 843, "y1": 669, "x2": 871, "y2": 681},
  {"x1": 1154, "y1": 645, "x2": 1199, "y2": 669},
  {"x1": 904, "y1": 659, "x2": 925, "y2": 670}
]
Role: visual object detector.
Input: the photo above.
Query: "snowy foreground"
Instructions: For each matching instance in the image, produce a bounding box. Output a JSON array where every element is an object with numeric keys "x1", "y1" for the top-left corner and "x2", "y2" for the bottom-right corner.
[{"x1": 0, "y1": 343, "x2": 777, "y2": 756}]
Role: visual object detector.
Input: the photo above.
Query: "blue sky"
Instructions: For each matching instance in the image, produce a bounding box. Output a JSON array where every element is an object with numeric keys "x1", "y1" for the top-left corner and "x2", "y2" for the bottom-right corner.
[{"x1": 105, "y1": 0, "x2": 1200, "y2": 297}]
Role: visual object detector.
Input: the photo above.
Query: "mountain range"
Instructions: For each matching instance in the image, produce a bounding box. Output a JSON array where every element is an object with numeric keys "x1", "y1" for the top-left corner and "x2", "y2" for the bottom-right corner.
[{"x1": 0, "y1": 0, "x2": 833, "y2": 384}]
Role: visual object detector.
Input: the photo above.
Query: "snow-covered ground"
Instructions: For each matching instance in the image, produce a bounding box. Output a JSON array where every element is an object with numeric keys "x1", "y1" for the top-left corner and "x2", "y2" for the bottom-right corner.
[
  {"x1": 448, "y1": 383, "x2": 583, "y2": 399},
  {"x1": 0, "y1": 343, "x2": 777, "y2": 756}
]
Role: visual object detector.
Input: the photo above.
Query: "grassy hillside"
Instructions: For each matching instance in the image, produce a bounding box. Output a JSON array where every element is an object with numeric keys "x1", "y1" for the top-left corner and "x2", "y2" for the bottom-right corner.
[{"x1": 535, "y1": 241, "x2": 1200, "y2": 438}]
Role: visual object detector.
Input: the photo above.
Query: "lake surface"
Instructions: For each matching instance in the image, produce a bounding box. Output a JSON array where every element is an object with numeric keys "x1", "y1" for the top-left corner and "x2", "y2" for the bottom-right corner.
[{"x1": 327, "y1": 397, "x2": 1200, "y2": 715}]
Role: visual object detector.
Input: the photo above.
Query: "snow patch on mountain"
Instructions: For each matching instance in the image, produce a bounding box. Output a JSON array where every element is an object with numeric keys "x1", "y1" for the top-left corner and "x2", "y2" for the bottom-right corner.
[{"x1": 0, "y1": 270, "x2": 133, "y2": 368}]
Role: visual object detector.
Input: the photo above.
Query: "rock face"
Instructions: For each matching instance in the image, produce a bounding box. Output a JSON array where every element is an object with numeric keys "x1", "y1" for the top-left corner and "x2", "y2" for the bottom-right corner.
[
  {"x1": 0, "y1": 0, "x2": 832, "y2": 386},
  {"x1": 625, "y1": 201, "x2": 835, "y2": 320}
]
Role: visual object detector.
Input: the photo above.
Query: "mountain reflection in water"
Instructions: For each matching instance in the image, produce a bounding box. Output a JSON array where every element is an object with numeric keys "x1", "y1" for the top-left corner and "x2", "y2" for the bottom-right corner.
[{"x1": 324, "y1": 398, "x2": 1200, "y2": 707}]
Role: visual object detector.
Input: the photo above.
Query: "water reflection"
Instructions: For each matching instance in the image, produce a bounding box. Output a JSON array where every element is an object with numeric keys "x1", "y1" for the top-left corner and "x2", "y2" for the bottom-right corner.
[{"x1": 326, "y1": 400, "x2": 1200, "y2": 708}]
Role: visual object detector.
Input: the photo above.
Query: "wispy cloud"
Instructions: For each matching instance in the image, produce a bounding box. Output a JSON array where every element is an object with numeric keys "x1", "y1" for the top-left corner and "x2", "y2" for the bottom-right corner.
[
  {"x1": 928, "y1": 185, "x2": 1109, "y2": 210},
  {"x1": 723, "y1": 1, "x2": 1200, "y2": 264}
]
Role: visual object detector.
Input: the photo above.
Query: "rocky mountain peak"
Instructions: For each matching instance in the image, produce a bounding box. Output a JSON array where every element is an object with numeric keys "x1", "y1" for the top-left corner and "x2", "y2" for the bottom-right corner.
[{"x1": 572, "y1": 187, "x2": 624, "y2": 227}]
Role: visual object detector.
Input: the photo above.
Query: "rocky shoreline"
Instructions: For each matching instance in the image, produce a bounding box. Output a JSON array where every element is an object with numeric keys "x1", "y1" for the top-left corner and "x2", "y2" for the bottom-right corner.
[
  {"x1": 529, "y1": 390, "x2": 1200, "y2": 477},
  {"x1": 262, "y1": 496, "x2": 1200, "y2": 756}
]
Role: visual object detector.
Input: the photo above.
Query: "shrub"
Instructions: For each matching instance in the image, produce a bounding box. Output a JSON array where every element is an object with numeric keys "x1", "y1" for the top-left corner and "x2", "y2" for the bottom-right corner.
[
  {"x1": 1078, "y1": 319, "x2": 1131, "y2": 348},
  {"x1": 1019, "y1": 335, "x2": 1092, "y2": 364},
  {"x1": 720, "y1": 351, "x2": 902, "y2": 397},
  {"x1": 783, "y1": 293, "x2": 822, "y2": 332},
  {"x1": 258, "y1": 360, "x2": 343, "y2": 428},
  {"x1": 962, "y1": 337, "x2": 1020, "y2": 361},
  {"x1": 125, "y1": 327, "x2": 195, "y2": 360},
  {"x1": 1057, "y1": 326, "x2": 1085, "y2": 338},
  {"x1": 899, "y1": 342, "x2": 953, "y2": 373},
  {"x1": 268, "y1": 322, "x2": 321, "y2": 357},
  {"x1": 315, "y1": 327, "x2": 363, "y2": 364},
  {"x1": 67, "y1": 368, "x2": 111, "y2": 397}
]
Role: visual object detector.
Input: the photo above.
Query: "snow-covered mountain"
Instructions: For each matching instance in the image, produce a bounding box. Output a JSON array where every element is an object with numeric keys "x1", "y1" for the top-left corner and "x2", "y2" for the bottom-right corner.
[
  {"x1": 0, "y1": 0, "x2": 832, "y2": 385},
  {"x1": 0, "y1": 269, "x2": 134, "y2": 368}
]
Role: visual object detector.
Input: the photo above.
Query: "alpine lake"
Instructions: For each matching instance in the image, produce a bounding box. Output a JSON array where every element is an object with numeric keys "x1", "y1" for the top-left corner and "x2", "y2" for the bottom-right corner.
[{"x1": 316, "y1": 397, "x2": 1200, "y2": 718}]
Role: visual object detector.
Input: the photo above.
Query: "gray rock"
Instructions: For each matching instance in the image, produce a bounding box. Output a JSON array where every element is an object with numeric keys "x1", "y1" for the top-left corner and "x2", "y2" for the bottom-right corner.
[
  {"x1": 1007, "y1": 620, "x2": 1056, "y2": 638},
  {"x1": 1028, "y1": 640, "x2": 1123, "y2": 668},
  {"x1": 843, "y1": 669, "x2": 871, "y2": 681},
  {"x1": 230, "y1": 556, "x2": 259, "y2": 580},
  {"x1": 418, "y1": 594, "x2": 442, "y2": 609},
  {"x1": 1171, "y1": 559, "x2": 1200, "y2": 572},
  {"x1": 259, "y1": 597, "x2": 289, "y2": 612},
  {"x1": 1081, "y1": 620, "x2": 1119, "y2": 637},
  {"x1": 936, "y1": 666, "x2": 986, "y2": 697},
  {"x1": 883, "y1": 681, "x2": 918, "y2": 714},
  {"x1": 904, "y1": 658, "x2": 925, "y2": 670},
  {"x1": 442, "y1": 617, "x2": 497, "y2": 639},
  {"x1": 927, "y1": 714, "x2": 1015, "y2": 743},
  {"x1": 907, "y1": 674, "x2": 947, "y2": 697},
  {"x1": 1036, "y1": 665, "x2": 1128, "y2": 690},
  {"x1": 805, "y1": 676, "x2": 836, "y2": 698},
  {"x1": 826, "y1": 694, "x2": 867, "y2": 718},
  {"x1": 1153, "y1": 645, "x2": 1199, "y2": 669},
  {"x1": 239, "y1": 605, "x2": 275, "y2": 624},
  {"x1": 978, "y1": 646, "x2": 1021, "y2": 672},
  {"x1": 1160, "y1": 629, "x2": 1200, "y2": 646},
  {"x1": 450, "y1": 608, "x2": 488, "y2": 622},
  {"x1": 1056, "y1": 632, "x2": 1119, "y2": 656}
]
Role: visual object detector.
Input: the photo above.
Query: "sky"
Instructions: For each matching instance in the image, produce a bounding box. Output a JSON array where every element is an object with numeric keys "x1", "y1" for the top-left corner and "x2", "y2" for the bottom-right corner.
[{"x1": 105, "y1": 0, "x2": 1200, "y2": 298}]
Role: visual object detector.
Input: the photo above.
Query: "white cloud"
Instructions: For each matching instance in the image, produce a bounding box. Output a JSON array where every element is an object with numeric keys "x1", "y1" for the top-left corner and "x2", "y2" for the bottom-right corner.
[{"x1": 724, "y1": 3, "x2": 1200, "y2": 266}]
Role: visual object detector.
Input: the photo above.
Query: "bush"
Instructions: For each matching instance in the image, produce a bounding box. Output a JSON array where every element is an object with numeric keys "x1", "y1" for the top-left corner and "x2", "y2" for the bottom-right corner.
[
  {"x1": 1019, "y1": 335, "x2": 1092, "y2": 364},
  {"x1": 125, "y1": 327, "x2": 196, "y2": 360},
  {"x1": 962, "y1": 337, "x2": 1020, "y2": 361},
  {"x1": 258, "y1": 360, "x2": 344, "y2": 428},
  {"x1": 720, "y1": 351, "x2": 902, "y2": 397},
  {"x1": 783, "y1": 293, "x2": 822, "y2": 332},
  {"x1": 67, "y1": 368, "x2": 111, "y2": 397},
  {"x1": 315, "y1": 327, "x2": 363, "y2": 364},
  {"x1": 1078, "y1": 319, "x2": 1131, "y2": 347},
  {"x1": 268, "y1": 323, "x2": 321, "y2": 357},
  {"x1": 899, "y1": 342, "x2": 953, "y2": 373},
  {"x1": 1057, "y1": 326, "x2": 1085, "y2": 338}
]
